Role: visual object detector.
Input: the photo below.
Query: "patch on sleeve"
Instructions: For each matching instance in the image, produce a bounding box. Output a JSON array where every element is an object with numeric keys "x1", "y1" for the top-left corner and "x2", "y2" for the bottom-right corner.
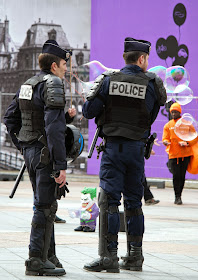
[{"x1": 19, "y1": 85, "x2": 33, "y2": 100}]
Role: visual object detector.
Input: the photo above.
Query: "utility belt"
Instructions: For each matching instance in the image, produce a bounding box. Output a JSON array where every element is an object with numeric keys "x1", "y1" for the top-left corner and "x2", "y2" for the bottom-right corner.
[
  {"x1": 21, "y1": 141, "x2": 44, "y2": 149},
  {"x1": 96, "y1": 136, "x2": 141, "y2": 159},
  {"x1": 88, "y1": 125, "x2": 156, "y2": 160},
  {"x1": 96, "y1": 134, "x2": 156, "y2": 160},
  {"x1": 106, "y1": 136, "x2": 134, "y2": 143},
  {"x1": 21, "y1": 135, "x2": 50, "y2": 165}
]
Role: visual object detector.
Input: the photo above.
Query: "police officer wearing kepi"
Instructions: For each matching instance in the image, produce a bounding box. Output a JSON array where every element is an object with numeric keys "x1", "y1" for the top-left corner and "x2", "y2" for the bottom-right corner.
[
  {"x1": 4, "y1": 40, "x2": 75, "y2": 276},
  {"x1": 82, "y1": 37, "x2": 167, "y2": 273}
]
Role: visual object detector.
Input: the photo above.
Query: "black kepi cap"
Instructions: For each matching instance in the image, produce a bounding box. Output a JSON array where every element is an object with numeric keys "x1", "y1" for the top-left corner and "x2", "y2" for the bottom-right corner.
[
  {"x1": 124, "y1": 37, "x2": 151, "y2": 54},
  {"x1": 42, "y1": 40, "x2": 72, "y2": 61}
]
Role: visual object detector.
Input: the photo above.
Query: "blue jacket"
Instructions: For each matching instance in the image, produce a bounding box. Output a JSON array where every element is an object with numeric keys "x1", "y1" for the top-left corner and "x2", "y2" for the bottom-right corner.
[
  {"x1": 82, "y1": 64, "x2": 160, "y2": 138},
  {"x1": 4, "y1": 70, "x2": 70, "y2": 171}
]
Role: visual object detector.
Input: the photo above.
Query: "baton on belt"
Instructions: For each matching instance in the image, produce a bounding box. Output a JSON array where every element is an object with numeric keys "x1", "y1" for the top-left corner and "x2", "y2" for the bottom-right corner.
[
  {"x1": 9, "y1": 162, "x2": 26, "y2": 199},
  {"x1": 88, "y1": 126, "x2": 101, "y2": 158}
]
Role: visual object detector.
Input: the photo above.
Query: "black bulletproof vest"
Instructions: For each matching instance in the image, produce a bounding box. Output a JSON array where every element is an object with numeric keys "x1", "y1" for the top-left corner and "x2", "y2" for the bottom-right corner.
[
  {"x1": 101, "y1": 72, "x2": 152, "y2": 140},
  {"x1": 18, "y1": 75, "x2": 46, "y2": 143}
]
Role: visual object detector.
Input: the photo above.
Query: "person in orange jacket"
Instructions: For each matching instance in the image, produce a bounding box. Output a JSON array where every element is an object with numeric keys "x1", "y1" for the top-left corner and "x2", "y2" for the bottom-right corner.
[{"x1": 162, "y1": 102, "x2": 197, "y2": 205}]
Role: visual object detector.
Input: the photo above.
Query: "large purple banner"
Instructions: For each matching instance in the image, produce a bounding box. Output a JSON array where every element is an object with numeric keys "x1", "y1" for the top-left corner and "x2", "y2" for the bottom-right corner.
[{"x1": 88, "y1": 0, "x2": 198, "y2": 180}]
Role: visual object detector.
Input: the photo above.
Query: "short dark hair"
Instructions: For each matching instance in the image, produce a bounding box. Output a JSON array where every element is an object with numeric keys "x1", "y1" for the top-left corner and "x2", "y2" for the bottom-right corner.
[
  {"x1": 123, "y1": 51, "x2": 147, "y2": 64},
  {"x1": 38, "y1": 53, "x2": 61, "y2": 71}
]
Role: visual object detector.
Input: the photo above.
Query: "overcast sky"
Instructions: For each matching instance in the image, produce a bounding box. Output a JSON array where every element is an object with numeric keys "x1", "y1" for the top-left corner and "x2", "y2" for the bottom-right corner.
[{"x1": 0, "y1": 0, "x2": 91, "y2": 48}]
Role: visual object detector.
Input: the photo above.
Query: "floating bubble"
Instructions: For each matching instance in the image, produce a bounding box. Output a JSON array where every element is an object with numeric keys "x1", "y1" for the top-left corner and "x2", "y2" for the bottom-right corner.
[
  {"x1": 174, "y1": 114, "x2": 198, "y2": 141},
  {"x1": 81, "y1": 80, "x2": 94, "y2": 95},
  {"x1": 173, "y1": 84, "x2": 193, "y2": 105},
  {"x1": 148, "y1": 65, "x2": 166, "y2": 81},
  {"x1": 182, "y1": 113, "x2": 193, "y2": 120},
  {"x1": 166, "y1": 89, "x2": 173, "y2": 103},
  {"x1": 82, "y1": 60, "x2": 110, "y2": 80},
  {"x1": 165, "y1": 66, "x2": 190, "y2": 93},
  {"x1": 63, "y1": 74, "x2": 86, "y2": 102},
  {"x1": 81, "y1": 60, "x2": 120, "y2": 81}
]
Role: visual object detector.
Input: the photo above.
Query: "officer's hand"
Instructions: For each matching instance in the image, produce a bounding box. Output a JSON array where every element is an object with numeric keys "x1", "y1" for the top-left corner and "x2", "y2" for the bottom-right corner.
[
  {"x1": 55, "y1": 170, "x2": 66, "y2": 188},
  {"x1": 68, "y1": 108, "x2": 76, "y2": 118}
]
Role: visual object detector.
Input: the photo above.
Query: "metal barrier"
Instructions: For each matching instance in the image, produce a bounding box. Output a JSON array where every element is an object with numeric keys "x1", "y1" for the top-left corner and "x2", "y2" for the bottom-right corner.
[{"x1": 0, "y1": 151, "x2": 24, "y2": 170}]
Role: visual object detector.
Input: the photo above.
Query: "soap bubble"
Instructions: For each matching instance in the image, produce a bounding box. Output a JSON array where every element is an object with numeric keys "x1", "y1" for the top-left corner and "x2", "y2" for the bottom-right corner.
[
  {"x1": 148, "y1": 65, "x2": 166, "y2": 81},
  {"x1": 165, "y1": 66, "x2": 190, "y2": 93},
  {"x1": 80, "y1": 80, "x2": 94, "y2": 95},
  {"x1": 166, "y1": 89, "x2": 173, "y2": 103},
  {"x1": 81, "y1": 60, "x2": 120, "y2": 81},
  {"x1": 174, "y1": 114, "x2": 198, "y2": 141},
  {"x1": 173, "y1": 84, "x2": 193, "y2": 105},
  {"x1": 182, "y1": 113, "x2": 193, "y2": 120},
  {"x1": 82, "y1": 60, "x2": 110, "y2": 80}
]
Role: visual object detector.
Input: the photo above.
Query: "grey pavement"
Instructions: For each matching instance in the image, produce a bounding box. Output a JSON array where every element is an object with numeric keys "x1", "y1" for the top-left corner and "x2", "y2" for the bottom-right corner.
[{"x1": 0, "y1": 176, "x2": 198, "y2": 279}]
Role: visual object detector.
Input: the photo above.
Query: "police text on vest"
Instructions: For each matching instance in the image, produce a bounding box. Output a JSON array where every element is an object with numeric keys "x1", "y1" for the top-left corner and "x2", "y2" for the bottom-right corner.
[
  {"x1": 109, "y1": 82, "x2": 146, "y2": 99},
  {"x1": 19, "y1": 85, "x2": 33, "y2": 100}
]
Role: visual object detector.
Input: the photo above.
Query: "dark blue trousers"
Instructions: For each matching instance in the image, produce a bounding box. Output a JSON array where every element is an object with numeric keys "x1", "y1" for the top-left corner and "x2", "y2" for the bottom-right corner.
[
  {"x1": 23, "y1": 146, "x2": 56, "y2": 256},
  {"x1": 99, "y1": 139, "x2": 145, "y2": 247}
]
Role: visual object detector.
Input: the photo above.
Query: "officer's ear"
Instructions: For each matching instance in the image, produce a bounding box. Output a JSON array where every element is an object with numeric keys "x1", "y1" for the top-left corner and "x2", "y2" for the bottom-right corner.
[
  {"x1": 51, "y1": 62, "x2": 58, "y2": 73},
  {"x1": 138, "y1": 55, "x2": 145, "y2": 65}
]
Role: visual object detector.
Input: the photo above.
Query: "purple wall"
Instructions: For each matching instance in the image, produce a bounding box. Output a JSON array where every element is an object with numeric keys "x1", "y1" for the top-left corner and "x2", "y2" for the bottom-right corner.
[{"x1": 88, "y1": 0, "x2": 198, "y2": 180}]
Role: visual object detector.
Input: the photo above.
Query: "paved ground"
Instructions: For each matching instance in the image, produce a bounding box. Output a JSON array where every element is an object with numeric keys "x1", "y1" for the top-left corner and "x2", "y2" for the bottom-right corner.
[{"x1": 0, "y1": 177, "x2": 198, "y2": 279}]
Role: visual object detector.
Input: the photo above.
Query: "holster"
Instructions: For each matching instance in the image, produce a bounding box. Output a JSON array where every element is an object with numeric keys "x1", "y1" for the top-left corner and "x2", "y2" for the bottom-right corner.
[
  {"x1": 40, "y1": 146, "x2": 50, "y2": 165},
  {"x1": 144, "y1": 133, "x2": 157, "y2": 160}
]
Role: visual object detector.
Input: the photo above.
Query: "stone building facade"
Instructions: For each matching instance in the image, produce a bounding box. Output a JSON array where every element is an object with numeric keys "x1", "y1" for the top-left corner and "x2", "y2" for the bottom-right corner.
[{"x1": 0, "y1": 18, "x2": 90, "y2": 172}]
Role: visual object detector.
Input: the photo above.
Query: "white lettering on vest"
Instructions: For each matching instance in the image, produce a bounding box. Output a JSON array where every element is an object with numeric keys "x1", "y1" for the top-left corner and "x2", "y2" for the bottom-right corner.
[
  {"x1": 109, "y1": 81, "x2": 146, "y2": 99},
  {"x1": 19, "y1": 85, "x2": 33, "y2": 100}
]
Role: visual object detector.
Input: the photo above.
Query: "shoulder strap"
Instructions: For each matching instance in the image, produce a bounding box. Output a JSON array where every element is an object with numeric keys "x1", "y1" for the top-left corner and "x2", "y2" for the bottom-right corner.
[
  {"x1": 23, "y1": 74, "x2": 46, "y2": 88},
  {"x1": 144, "y1": 71, "x2": 167, "y2": 106},
  {"x1": 86, "y1": 70, "x2": 120, "y2": 101}
]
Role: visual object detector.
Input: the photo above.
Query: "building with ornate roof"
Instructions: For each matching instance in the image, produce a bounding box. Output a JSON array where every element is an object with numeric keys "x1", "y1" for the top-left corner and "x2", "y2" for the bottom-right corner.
[{"x1": 0, "y1": 18, "x2": 90, "y2": 172}]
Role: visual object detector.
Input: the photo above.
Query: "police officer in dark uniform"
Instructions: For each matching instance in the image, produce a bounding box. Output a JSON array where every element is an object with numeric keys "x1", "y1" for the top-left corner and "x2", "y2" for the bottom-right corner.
[
  {"x1": 82, "y1": 37, "x2": 166, "y2": 273},
  {"x1": 4, "y1": 40, "x2": 75, "y2": 276}
]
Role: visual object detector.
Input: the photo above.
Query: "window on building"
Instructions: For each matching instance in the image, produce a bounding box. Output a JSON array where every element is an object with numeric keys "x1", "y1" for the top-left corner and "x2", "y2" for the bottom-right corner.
[
  {"x1": 76, "y1": 51, "x2": 84, "y2": 66},
  {"x1": 48, "y1": 29, "x2": 57, "y2": 40}
]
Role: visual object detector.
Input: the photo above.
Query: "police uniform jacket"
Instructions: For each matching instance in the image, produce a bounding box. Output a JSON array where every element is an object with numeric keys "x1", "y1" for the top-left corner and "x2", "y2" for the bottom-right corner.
[
  {"x1": 4, "y1": 70, "x2": 68, "y2": 171},
  {"x1": 82, "y1": 64, "x2": 160, "y2": 140}
]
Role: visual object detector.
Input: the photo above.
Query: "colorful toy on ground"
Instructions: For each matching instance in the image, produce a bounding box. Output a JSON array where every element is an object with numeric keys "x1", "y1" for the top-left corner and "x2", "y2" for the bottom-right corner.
[{"x1": 69, "y1": 187, "x2": 99, "y2": 232}]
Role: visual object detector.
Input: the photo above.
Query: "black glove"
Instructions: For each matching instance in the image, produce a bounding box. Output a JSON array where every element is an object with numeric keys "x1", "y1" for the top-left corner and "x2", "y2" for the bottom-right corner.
[{"x1": 55, "y1": 182, "x2": 69, "y2": 200}]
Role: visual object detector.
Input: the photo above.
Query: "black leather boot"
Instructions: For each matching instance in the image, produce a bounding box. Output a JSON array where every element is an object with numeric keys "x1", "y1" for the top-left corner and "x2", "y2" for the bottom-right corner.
[
  {"x1": 25, "y1": 257, "x2": 66, "y2": 276},
  {"x1": 120, "y1": 245, "x2": 144, "y2": 271},
  {"x1": 48, "y1": 254, "x2": 63, "y2": 268},
  {"x1": 83, "y1": 248, "x2": 119, "y2": 273},
  {"x1": 174, "y1": 197, "x2": 182, "y2": 205}
]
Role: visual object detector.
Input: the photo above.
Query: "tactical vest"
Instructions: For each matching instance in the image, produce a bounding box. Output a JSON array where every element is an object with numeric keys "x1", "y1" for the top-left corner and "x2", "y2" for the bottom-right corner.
[
  {"x1": 18, "y1": 74, "x2": 65, "y2": 143},
  {"x1": 99, "y1": 72, "x2": 152, "y2": 140}
]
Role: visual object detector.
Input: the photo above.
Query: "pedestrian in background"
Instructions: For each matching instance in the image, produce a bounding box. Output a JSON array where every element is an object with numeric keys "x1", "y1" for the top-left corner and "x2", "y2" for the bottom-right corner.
[{"x1": 162, "y1": 102, "x2": 197, "y2": 205}]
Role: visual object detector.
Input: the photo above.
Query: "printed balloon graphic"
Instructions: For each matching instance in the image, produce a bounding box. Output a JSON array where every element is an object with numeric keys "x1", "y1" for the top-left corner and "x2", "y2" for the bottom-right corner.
[
  {"x1": 172, "y1": 44, "x2": 189, "y2": 67},
  {"x1": 173, "y1": 3, "x2": 187, "y2": 26},
  {"x1": 166, "y1": 35, "x2": 178, "y2": 58},
  {"x1": 156, "y1": 4, "x2": 188, "y2": 70},
  {"x1": 156, "y1": 38, "x2": 168, "y2": 60}
]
